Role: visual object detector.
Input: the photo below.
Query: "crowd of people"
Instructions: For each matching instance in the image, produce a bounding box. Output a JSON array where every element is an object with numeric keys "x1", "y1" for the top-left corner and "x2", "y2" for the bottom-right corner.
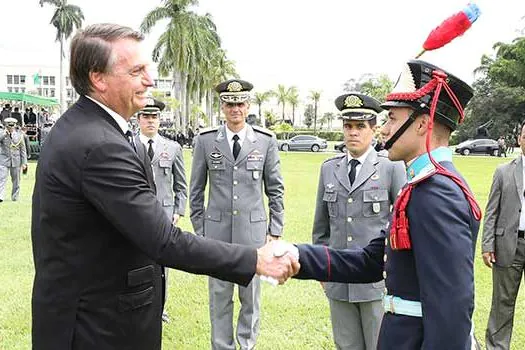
[{"x1": 1, "y1": 21, "x2": 524, "y2": 350}]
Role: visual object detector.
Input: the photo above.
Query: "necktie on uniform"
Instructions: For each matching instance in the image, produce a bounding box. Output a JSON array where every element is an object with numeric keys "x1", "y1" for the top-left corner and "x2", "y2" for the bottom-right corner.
[
  {"x1": 125, "y1": 130, "x2": 136, "y2": 152},
  {"x1": 148, "y1": 139, "x2": 154, "y2": 160},
  {"x1": 348, "y1": 159, "x2": 360, "y2": 185},
  {"x1": 232, "y1": 134, "x2": 241, "y2": 160}
]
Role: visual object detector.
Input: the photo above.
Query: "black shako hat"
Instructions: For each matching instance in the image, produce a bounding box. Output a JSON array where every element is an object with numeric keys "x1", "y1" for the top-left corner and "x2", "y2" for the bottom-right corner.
[{"x1": 381, "y1": 59, "x2": 473, "y2": 130}]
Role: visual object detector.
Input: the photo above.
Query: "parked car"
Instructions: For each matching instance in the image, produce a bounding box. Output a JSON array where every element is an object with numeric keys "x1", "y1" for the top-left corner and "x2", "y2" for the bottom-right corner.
[
  {"x1": 334, "y1": 142, "x2": 346, "y2": 153},
  {"x1": 278, "y1": 135, "x2": 328, "y2": 152},
  {"x1": 454, "y1": 138, "x2": 499, "y2": 156}
]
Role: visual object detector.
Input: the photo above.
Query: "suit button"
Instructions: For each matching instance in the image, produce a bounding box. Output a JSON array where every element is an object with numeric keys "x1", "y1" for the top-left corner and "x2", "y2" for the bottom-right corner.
[
  {"x1": 348, "y1": 198, "x2": 353, "y2": 203},
  {"x1": 383, "y1": 271, "x2": 387, "y2": 279},
  {"x1": 383, "y1": 254, "x2": 387, "y2": 262},
  {"x1": 214, "y1": 165, "x2": 218, "y2": 169},
  {"x1": 347, "y1": 236, "x2": 353, "y2": 242},
  {"x1": 233, "y1": 195, "x2": 238, "y2": 200},
  {"x1": 347, "y1": 217, "x2": 352, "y2": 222},
  {"x1": 233, "y1": 180, "x2": 238, "y2": 185},
  {"x1": 234, "y1": 166, "x2": 238, "y2": 170},
  {"x1": 233, "y1": 210, "x2": 238, "y2": 215},
  {"x1": 385, "y1": 238, "x2": 388, "y2": 246}
]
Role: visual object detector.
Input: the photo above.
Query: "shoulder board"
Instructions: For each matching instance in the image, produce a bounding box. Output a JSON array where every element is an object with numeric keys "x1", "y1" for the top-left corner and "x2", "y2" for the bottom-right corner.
[
  {"x1": 252, "y1": 125, "x2": 274, "y2": 137},
  {"x1": 199, "y1": 127, "x2": 219, "y2": 135},
  {"x1": 323, "y1": 153, "x2": 346, "y2": 164},
  {"x1": 377, "y1": 149, "x2": 389, "y2": 158}
]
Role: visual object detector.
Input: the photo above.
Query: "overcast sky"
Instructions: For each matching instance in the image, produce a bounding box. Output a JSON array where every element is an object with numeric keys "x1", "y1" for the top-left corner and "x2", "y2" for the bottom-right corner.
[{"x1": 1, "y1": 0, "x2": 524, "y2": 112}]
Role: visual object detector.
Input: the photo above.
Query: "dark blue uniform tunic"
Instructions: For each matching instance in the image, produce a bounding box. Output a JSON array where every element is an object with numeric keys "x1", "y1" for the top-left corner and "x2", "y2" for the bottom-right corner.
[{"x1": 296, "y1": 148, "x2": 480, "y2": 350}]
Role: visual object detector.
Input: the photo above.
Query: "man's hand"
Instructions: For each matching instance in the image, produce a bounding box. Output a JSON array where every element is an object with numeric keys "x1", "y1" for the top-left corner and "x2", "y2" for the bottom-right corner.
[
  {"x1": 256, "y1": 240, "x2": 300, "y2": 285},
  {"x1": 482, "y1": 252, "x2": 496, "y2": 268},
  {"x1": 172, "y1": 214, "x2": 180, "y2": 226}
]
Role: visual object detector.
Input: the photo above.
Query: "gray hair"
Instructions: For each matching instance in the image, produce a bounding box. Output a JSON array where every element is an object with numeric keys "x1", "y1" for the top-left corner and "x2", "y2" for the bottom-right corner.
[{"x1": 69, "y1": 23, "x2": 144, "y2": 96}]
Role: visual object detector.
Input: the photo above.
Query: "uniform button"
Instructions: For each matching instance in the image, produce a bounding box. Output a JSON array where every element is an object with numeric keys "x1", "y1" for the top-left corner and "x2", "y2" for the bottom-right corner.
[
  {"x1": 347, "y1": 217, "x2": 352, "y2": 222},
  {"x1": 385, "y1": 238, "x2": 388, "y2": 246},
  {"x1": 214, "y1": 165, "x2": 218, "y2": 169},
  {"x1": 348, "y1": 198, "x2": 353, "y2": 203},
  {"x1": 374, "y1": 196, "x2": 378, "y2": 200},
  {"x1": 233, "y1": 180, "x2": 238, "y2": 185},
  {"x1": 382, "y1": 271, "x2": 387, "y2": 279},
  {"x1": 232, "y1": 210, "x2": 238, "y2": 215},
  {"x1": 347, "y1": 236, "x2": 353, "y2": 242},
  {"x1": 233, "y1": 195, "x2": 238, "y2": 200},
  {"x1": 384, "y1": 288, "x2": 388, "y2": 294},
  {"x1": 234, "y1": 166, "x2": 238, "y2": 170},
  {"x1": 383, "y1": 254, "x2": 387, "y2": 262}
]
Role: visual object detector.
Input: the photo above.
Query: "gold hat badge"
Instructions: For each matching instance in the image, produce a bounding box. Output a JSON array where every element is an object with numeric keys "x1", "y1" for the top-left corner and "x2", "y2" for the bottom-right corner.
[
  {"x1": 344, "y1": 95, "x2": 363, "y2": 108},
  {"x1": 227, "y1": 81, "x2": 243, "y2": 92}
]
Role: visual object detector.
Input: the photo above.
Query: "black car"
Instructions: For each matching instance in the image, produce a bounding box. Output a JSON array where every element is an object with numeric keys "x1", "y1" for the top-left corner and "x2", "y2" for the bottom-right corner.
[
  {"x1": 334, "y1": 142, "x2": 346, "y2": 153},
  {"x1": 454, "y1": 138, "x2": 499, "y2": 156}
]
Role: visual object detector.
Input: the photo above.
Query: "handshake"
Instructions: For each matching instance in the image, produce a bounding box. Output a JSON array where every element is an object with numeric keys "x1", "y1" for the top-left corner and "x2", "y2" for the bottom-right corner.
[{"x1": 255, "y1": 240, "x2": 300, "y2": 285}]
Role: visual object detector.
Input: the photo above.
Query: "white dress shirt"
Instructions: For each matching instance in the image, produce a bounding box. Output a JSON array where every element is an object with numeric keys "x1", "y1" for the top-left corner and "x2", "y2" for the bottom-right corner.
[
  {"x1": 347, "y1": 146, "x2": 373, "y2": 180},
  {"x1": 85, "y1": 95, "x2": 129, "y2": 134},
  {"x1": 225, "y1": 124, "x2": 247, "y2": 153},
  {"x1": 139, "y1": 133, "x2": 159, "y2": 148},
  {"x1": 518, "y1": 154, "x2": 525, "y2": 231}
]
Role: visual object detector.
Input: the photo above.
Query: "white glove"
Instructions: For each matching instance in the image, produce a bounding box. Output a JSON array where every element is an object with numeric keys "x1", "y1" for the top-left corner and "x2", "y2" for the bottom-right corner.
[{"x1": 260, "y1": 240, "x2": 299, "y2": 286}]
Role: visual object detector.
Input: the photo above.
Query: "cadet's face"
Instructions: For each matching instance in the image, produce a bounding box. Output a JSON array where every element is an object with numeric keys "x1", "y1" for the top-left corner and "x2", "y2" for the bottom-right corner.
[
  {"x1": 381, "y1": 107, "x2": 420, "y2": 162},
  {"x1": 343, "y1": 120, "x2": 374, "y2": 158},
  {"x1": 104, "y1": 39, "x2": 154, "y2": 119},
  {"x1": 222, "y1": 102, "x2": 248, "y2": 129},
  {"x1": 518, "y1": 124, "x2": 525, "y2": 154},
  {"x1": 138, "y1": 113, "x2": 160, "y2": 137}
]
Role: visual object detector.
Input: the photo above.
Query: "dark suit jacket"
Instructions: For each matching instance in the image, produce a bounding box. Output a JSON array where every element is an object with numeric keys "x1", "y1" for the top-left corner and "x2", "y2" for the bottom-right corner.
[
  {"x1": 296, "y1": 161, "x2": 479, "y2": 350},
  {"x1": 31, "y1": 96, "x2": 257, "y2": 350}
]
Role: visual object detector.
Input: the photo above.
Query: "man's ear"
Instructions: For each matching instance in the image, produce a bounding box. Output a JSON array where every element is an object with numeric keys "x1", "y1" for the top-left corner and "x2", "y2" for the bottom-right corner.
[
  {"x1": 89, "y1": 71, "x2": 107, "y2": 93},
  {"x1": 415, "y1": 114, "x2": 430, "y2": 136}
]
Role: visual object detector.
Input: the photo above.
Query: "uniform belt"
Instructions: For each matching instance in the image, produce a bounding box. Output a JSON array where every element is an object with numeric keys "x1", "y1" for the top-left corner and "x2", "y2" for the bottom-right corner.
[
  {"x1": 519, "y1": 230, "x2": 525, "y2": 239},
  {"x1": 383, "y1": 295, "x2": 422, "y2": 317}
]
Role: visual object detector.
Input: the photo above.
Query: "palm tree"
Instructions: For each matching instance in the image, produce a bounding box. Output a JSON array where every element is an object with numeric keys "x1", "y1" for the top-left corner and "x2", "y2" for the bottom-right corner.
[
  {"x1": 274, "y1": 84, "x2": 289, "y2": 120},
  {"x1": 39, "y1": 0, "x2": 84, "y2": 114},
  {"x1": 252, "y1": 91, "x2": 273, "y2": 126},
  {"x1": 141, "y1": 0, "x2": 224, "y2": 130},
  {"x1": 287, "y1": 86, "x2": 299, "y2": 126},
  {"x1": 309, "y1": 90, "x2": 321, "y2": 134}
]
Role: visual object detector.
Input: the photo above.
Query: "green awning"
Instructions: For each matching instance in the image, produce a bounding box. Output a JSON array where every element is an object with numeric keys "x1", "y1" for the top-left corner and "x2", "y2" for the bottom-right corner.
[{"x1": 0, "y1": 91, "x2": 59, "y2": 106}]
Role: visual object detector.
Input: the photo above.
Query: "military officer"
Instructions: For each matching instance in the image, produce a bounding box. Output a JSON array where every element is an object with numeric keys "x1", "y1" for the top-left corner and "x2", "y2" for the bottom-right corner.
[
  {"x1": 190, "y1": 79, "x2": 284, "y2": 350},
  {"x1": 135, "y1": 98, "x2": 188, "y2": 323},
  {"x1": 313, "y1": 93, "x2": 405, "y2": 350},
  {"x1": 0, "y1": 117, "x2": 27, "y2": 202},
  {"x1": 293, "y1": 60, "x2": 481, "y2": 349}
]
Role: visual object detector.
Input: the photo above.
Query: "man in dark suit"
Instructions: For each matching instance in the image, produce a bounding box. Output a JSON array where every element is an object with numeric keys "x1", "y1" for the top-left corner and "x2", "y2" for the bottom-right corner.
[
  {"x1": 31, "y1": 23, "x2": 298, "y2": 350},
  {"x1": 482, "y1": 122, "x2": 525, "y2": 349},
  {"x1": 292, "y1": 60, "x2": 481, "y2": 349}
]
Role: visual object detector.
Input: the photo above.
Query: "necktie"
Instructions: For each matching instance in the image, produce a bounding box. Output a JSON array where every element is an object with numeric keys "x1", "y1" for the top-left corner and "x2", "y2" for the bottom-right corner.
[
  {"x1": 348, "y1": 159, "x2": 360, "y2": 185},
  {"x1": 232, "y1": 134, "x2": 241, "y2": 160},
  {"x1": 125, "y1": 130, "x2": 136, "y2": 152},
  {"x1": 148, "y1": 139, "x2": 154, "y2": 160}
]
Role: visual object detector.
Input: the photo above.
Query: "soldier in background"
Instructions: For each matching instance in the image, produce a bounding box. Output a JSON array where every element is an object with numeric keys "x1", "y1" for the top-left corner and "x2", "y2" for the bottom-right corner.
[
  {"x1": 313, "y1": 93, "x2": 405, "y2": 350},
  {"x1": 0, "y1": 117, "x2": 27, "y2": 202},
  {"x1": 135, "y1": 98, "x2": 187, "y2": 324},
  {"x1": 0, "y1": 104, "x2": 11, "y2": 124},
  {"x1": 190, "y1": 79, "x2": 284, "y2": 350}
]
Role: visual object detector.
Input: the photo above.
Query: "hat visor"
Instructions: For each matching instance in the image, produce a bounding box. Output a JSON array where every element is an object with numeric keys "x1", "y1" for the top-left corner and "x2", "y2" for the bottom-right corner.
[
  {"x1": 339, "y1": 112, "x2": 376, "y2": 121},
  {"x1": 220, "y1": 94, "x2": 250, "y2": 103},
  {"x1": 380, "y1": 101, "x2": 415, "y2": 109}
]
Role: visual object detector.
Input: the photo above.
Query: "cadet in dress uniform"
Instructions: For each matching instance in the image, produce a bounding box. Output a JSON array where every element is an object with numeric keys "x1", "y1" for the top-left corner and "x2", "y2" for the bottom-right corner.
[
  {"x1": 313, "y1": 93, "x2": 405, "y2": 350},
  {"x1": 0, "y1": 117, "x2": 27, "y2": 202},
  {"x1": 135, "y1": 98, "x2": 187, "y2": 323},
  {"x1": 294, "y1": 60, "x2": 481, "y2": 350},
  {"x1": 190, "y1": 79, "x2": 284, "y2": 350}
]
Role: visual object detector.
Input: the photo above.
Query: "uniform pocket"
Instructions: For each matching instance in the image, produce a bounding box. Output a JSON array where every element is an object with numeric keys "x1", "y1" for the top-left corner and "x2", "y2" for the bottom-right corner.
[
  {"x1": 127, "y1": 265, "x2": 154, "y2": 288},
  {"x1": 323, "y1": 192, "x2": 338, "y2": 217},
  {"x1": 118, "y1": 286, "x2": 154, "y2": 312},
  {"x1": 362, "y1": 189, "x2": 388, "y2": 217},
  {"x1": 204, "y1": 209, "x2": 222, "y2": 222},
  {"x1": 495, "y1": 227, "x2": 505, "y2": 236}
]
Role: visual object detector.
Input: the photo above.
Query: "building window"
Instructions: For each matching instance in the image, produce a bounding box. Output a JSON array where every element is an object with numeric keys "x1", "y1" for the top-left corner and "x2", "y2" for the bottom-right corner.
[
  {"x1": 20, "y1": 75, "x2": 26, "y2": 84},
  {"x1": 14, "y1": 75, "x2": 19, "y2": 84},
  {"x1": 66, "y1": 77, "x2": 70, "y2": 86},
  {"x1": 7, "y1": 75, "x2": 13, "y2": 84},
  {"x1": 50, "y1": 89, "x2": 55, "y2": 97},
  {"x1": 21, "y1": 88, "x2": 25, "y2": 93},
  {"x1": 7, "y1": 87, "x2": 12, "y2": 92},
  {"x1": 50, "y1": 76, "x2": 55, "y2": 86},
  {"x1": 37, "y1": 88, "x2": 42, "y2": 95},
  {"x1": 43, "y1": 76, "x2": 49, "y2": 85},
  {"x1": 14, "y1": 87, "x2": 19, "y2": 93}
]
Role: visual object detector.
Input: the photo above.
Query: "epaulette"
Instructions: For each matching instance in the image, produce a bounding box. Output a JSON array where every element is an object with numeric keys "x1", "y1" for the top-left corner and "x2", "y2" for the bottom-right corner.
[
  {"x1": 377, "y1": 149, "x2": 389, "y2": 158},
  {"x1": 252, "y1": 125, "x2": 274, "y2": 137},
  {"x1": 323, "y1": 153, "x2": 346, "y2": 164},
  {"x1": 199, "y1": 126, "x2": 219, "y2": 135}
]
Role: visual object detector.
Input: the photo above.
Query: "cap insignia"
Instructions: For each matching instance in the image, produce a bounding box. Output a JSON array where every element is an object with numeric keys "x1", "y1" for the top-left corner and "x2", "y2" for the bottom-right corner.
[
  {"x1": 344, "y1": 95, "x2": 363, "y2": 108},
  {"x1": 227, "y1": 81, "x2": 243, "y2": 92}
]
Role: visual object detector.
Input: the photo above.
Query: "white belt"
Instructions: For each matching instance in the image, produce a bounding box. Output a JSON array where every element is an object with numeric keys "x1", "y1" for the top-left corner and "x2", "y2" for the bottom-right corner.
[{"x1": 383, "y1": 295, "x2": 422, "y2": 317}]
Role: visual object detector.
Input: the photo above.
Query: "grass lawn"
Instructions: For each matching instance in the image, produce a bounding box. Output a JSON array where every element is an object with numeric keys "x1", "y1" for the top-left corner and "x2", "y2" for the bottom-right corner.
[{"x1": 1, "y1": 150, "x2": 524, "y2": 349}]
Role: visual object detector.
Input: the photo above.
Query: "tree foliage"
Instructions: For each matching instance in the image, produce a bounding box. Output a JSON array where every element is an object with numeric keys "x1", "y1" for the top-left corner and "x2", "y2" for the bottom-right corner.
[{"x1": 343, "y1": 73, "x2": 393, "y2": 102}]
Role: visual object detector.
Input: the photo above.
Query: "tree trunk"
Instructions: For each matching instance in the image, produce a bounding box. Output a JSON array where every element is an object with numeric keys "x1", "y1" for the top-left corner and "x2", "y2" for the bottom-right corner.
[
  {"x1": 313, "y1": 103, "x2": 318, "y2": 134},
  {"x1": 173, "y1": 70, "x2": 182, "y2": 130},
  {"x1": 184, "y1": 74, "x2": 191, "y2": 129},
  {"x1": 282, "y1": 103, "x2": 285, "y2": 120},
  {"x1": 59, "y1": 37, "x2": 66, "y2": 115},
  {"x1": 292, "y1": 105, "x2": 295, "y2": 126},
  {"x1": 180, "y1": 73, "x2": 188, "y2": 131}
]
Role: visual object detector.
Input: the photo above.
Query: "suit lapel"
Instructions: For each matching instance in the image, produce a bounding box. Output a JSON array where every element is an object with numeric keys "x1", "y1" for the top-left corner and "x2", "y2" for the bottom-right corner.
[
  {"x1": 515, "y1": 156, "x2": 524, "y2": 200},
  {"x1": 335, "y1": 156, "x2": 352, "y2": 193},
  {"x1": 351, "y1": 151, "x2": 378, "y2": 192},
  {"x1": 235, "y1": 125, "x2": 257, "y2": 164},
  {"x1": 214, "y1": 125, "x2": 234, "y2": 163}
]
